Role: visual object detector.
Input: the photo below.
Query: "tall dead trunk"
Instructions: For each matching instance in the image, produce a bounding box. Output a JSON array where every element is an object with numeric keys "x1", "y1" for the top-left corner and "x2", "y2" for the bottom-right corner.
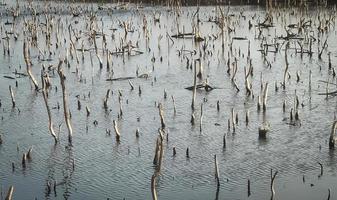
[
  {"x1": 23, "y1": 40, "x2": 39, "y2": 90},
  {"x1": 41, "y1": 69, "x2": 58, "y2": 143},
  {"x1": 57, "y1": 60, "x2": 73, "y2": 144}
]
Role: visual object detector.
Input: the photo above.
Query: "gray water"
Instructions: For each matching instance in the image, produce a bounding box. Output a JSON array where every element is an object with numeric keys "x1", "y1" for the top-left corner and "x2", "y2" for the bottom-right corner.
[{"x1": 0, "y1": 1, "x2": 337, "y2": 200}]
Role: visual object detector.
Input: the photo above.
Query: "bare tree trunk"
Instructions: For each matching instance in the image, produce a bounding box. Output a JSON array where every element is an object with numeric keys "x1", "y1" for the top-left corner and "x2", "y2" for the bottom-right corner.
[
  {"x1": 23, "y1": 40, "x2": 39, "y2": 90},
  {"x1": 5, "y1": 186, "x2": 14, "y2": 200},
  {"x1": 41, "y1": 69, "x2": 58, "y2": 143},
  {"x1": 158, "y1": 103, "x2": 166, "y2": 129},
  {"x1": 57, "y1": 60, "x2": 73, "y2": 144},
  {"x1": 151, "y1": 174, "x2": 158, "y2": 200}
]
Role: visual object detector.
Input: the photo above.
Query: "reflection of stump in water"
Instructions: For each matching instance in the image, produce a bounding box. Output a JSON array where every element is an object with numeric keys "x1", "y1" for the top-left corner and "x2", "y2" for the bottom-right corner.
[{"x1": 44, "y1": 145, "x2": 75, "y2": 199}]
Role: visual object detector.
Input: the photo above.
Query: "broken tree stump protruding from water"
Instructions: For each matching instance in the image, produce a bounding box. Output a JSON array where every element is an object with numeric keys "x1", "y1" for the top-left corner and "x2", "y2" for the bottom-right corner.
[
  {"x1": 200, "y1": 103, "x2": 203, "y2": 132},
  {"x1": 103, "y1": 89, "x2": 110, "y2": 111},
  {"x1": 153, "y1": 137, "x2": 160, "y2": 165},
  {"x1": 270, "y1": 169, "x2": 278, "y2": 200},
  {"x1": 151, "y1": 173, "x2": 158, "y2": 200},
  {"x1": 262, "y1": 82, "x2": 269, "y2": 112},
  {"x1": 9, "y1": 86, "x2": 15, "y2": 108},
  {"x1": 191, "y1": 59, "x2": 197, "y2": 110},
  {"x1": 136, "y1": 128, "x2": 140, "y2": 138},
  {"x1": 41, "y1": 69, "x2": 58, "y2": 143},
  {"x1": 86, "y1": 106, "x2": 91, "y2": 117},
  {"x1": 171, "y1": 95, "x2": 177, "y2": 114},
  {"x1": 128, "y1": 80, "x2": 134, "y2": 90},
  {"x1": 329, "y1": 121, "x2": 337, "y2": 149},
  {"x1": 23, "y1": 40, "x2": 39, "y2": 90},
  {"x1": 214, "y1": 155, "x2": 220, "y2": 187},
  {"x1": 113, "y1": 120, "x2": 121, "y2": 143},
  {"x1": 22, "y1": 153, "x2": 27, "y2": 169},
  {"x1": 57, "y1": 60, "x2": 73, "y2": 144},
  {"x1": 158, "y1": 103, "x2": 166, "y2": 129},
  {"x1": 259, "y1": 123, "x2": 270, "y2": 139},
  {"x1": 27, "y1": 146, "x2": 33, "y2": 160},
  {"x1": 248, "y1": 179, "x2": 251, "y2": 196},
  {"x1": 5, "y1": 186, "x2": 14, "y2": 200},
  {"x1": 318, "y1": 162, "x2": 323, "y2": 177}
]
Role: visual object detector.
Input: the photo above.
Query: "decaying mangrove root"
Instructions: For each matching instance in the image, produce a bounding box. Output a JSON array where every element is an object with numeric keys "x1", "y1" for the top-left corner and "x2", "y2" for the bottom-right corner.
[
  {"x1": 9, "y1": 85, "x2": 15, "y2": 108},
  {"x1": 329, "y1": 121, "x2": 337, "y2": 149},
  {"x1": 23, "y1": 40, "x2": 39, "y2": 90},
  {"x1": 57, "y1": 60, "x2": 73, "y2": 144},
  {"x1": 41, "y1": 69, "x2": 58, "y2": 143},
  {"x1": 5, "y1": 186, "x2": 14, "y2": 200}
]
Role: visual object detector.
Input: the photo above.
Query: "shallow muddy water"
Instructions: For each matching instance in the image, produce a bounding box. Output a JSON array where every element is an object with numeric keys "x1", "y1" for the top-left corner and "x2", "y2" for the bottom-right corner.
[{"x1": 0, "y1": 1, "x2": 337, "y2": 200}]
